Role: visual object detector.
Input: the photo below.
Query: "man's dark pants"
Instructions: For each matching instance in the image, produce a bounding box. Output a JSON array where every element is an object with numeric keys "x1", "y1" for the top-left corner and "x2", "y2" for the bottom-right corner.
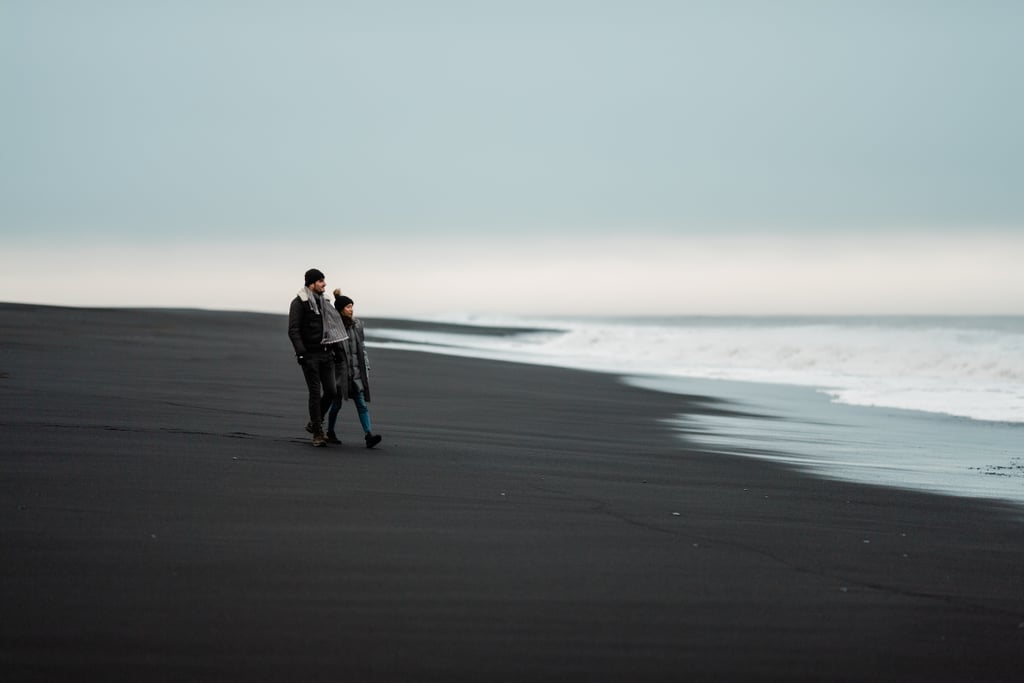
[{"x1": 300, "y1": 349, "x2": 337, "y2": 430}]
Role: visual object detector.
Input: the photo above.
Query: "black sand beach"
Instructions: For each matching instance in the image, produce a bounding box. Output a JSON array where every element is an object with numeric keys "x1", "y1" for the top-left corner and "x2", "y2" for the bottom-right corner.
[{"x1": 1, "y1": 303, "x2": 1022, "y2": 682}]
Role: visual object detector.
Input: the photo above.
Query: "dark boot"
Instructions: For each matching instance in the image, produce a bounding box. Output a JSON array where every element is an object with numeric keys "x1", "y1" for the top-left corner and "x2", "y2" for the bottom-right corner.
[
  {"x1": 311, "y1": 427, "x2": 327, "y2": 447},
  {"x1": 365, "y1": 433, "x2": 382, "y2": 449},
  {"x1": 326, "y1": 431, "x2": 342, "y2": 444}
]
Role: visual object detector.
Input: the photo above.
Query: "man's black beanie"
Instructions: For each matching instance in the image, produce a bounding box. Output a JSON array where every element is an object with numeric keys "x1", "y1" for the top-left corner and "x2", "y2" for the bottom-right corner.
[{"x1": 304, "y1": 268, "x2": 325, "y2": 286}]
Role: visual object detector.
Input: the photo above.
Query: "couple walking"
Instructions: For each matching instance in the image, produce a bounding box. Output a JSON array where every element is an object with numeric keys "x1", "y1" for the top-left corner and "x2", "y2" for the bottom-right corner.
[{"x1": 288, "y1": 268, "x2": 383, "y2": 449}]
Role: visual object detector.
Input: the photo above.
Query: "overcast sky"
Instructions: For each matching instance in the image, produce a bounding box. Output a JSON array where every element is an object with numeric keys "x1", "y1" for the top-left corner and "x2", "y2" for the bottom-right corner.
[{"x1": 2, "y1": 1, "x2": 1022, "y2": 315}]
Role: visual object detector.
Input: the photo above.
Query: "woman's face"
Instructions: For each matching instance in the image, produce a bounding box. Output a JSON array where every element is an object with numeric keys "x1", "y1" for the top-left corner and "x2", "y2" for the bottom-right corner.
[{"x1": 343, "y1": 303, "x2": 354, "y2": 317}]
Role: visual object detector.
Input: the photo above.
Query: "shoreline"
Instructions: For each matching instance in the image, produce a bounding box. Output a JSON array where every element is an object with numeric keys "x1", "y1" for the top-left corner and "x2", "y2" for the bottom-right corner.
[
  {"x1": 627, "y1": 374, "x2": 1024, "y2": 510},
  {"x1": 2, "y1": 304, "x2": 1023, "y2": 681},
  {"x1": 364, "y1": 320, "x2": 1024, "y2": 509}
]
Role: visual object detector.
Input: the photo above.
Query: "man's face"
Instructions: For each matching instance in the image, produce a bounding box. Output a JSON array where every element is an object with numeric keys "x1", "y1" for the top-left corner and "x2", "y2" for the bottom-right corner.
[{"x1": 310, "y1": 279, "x2": 326, "y2": 294}]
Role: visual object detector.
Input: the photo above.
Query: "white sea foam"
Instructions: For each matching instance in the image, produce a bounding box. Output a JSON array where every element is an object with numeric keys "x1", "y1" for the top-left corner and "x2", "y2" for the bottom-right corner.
[{"x1": 370, "y1": 316, "x2": 1024, "y2": 424}]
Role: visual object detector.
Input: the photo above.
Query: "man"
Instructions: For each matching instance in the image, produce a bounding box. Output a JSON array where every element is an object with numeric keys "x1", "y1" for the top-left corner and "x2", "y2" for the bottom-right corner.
[{"x1": 288, "y1": 268, "x2": 347, "y2": 447}]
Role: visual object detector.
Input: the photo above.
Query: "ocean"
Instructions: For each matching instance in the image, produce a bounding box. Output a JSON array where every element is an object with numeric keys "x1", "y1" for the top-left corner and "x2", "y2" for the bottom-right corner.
[{"x1": 368, "y1": 315, "x2": 1024, "y2": 508}]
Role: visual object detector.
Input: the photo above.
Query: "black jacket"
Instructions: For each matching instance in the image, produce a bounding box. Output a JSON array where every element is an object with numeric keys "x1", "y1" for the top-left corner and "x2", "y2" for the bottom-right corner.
[{"x1": 288, "y1": 288, "x2": 326, "y2": 356}]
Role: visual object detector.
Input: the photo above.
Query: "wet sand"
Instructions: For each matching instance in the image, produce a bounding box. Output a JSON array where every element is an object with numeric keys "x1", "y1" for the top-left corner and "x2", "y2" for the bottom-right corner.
[{"x1": 1, "y1": 303, "x2": 1022, "y2": 681}]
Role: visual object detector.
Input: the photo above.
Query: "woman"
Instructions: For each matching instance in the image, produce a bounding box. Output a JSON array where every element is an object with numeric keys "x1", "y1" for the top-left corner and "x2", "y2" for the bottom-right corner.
[{"x1": 326, "y1": 290, "x2": 383, "y2": 448}]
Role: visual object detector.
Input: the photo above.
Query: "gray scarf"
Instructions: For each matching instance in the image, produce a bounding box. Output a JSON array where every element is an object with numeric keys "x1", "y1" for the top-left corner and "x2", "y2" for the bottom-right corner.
[
  {"x1": 300, "y1": 287, "x2": 348, "y2": 345},
  {"x1": 320, "y1": 296, "x2": 348, "y2": 345}
]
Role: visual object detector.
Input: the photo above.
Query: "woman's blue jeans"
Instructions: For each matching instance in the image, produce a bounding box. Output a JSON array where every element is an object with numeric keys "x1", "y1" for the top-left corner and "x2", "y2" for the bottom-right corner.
[{"x1": 327, "y1": 391, "x2": 371, "y2": 434}]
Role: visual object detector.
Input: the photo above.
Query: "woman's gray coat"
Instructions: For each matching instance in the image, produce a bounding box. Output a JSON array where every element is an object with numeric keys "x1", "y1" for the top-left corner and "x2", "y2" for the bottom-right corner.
[{"x1": 333, "y1": 299, "x2": 372, "y2": 402}]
